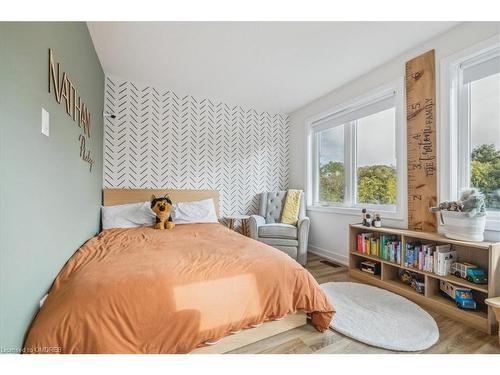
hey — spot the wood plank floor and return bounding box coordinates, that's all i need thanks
[228,253,500,354]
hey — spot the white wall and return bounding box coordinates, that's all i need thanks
[289,22,500,264]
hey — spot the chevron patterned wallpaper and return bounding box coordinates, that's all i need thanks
[103,76,290,218]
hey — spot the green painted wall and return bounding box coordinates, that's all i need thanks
[0,22,104,351]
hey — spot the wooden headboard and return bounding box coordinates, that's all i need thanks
[102,189,220,216]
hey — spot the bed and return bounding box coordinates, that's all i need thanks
[24,189,334,354]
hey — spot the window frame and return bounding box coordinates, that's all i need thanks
[441,35,500,232]
[305,78,406,220]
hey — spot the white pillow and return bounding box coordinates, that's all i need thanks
[102,201,156,229]
[172,199,219,224]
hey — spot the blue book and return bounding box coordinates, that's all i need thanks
[407,244,414,268]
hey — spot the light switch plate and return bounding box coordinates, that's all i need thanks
[41,107,49,136]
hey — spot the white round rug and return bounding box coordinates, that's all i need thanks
[321,282,439,351]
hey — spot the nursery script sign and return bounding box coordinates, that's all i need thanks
[405,49,437,232]
[48,49,94,172]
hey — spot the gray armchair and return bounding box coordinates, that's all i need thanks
[248,191,309,265]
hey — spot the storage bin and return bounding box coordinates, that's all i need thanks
[439,211,486,242]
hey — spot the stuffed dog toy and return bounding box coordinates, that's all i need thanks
[151,194,175,230]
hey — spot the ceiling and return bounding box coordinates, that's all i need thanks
[87,22,459,114]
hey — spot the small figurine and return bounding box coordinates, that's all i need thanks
[372,213,382,228]
[361,208,371,227]
[440,280,476,310]
[450,262,488,284]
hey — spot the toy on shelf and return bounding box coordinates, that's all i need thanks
[398,269,425,295]
[450,262,488,284]
[372,213,382,228]
[360,260,380,275]
[439,280,476,310]
[361,208,371,227]
[399,270,411,284]
[411,279,425,295]
[430,188,486,217]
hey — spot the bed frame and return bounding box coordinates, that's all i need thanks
[102,188,308,353]
[102,188,221,216]
[191,312,306,354]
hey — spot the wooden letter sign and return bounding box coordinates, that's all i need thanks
[405,50,437,232]
[48,48,94,172]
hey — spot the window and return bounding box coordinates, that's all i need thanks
[318,125,345,204]
[307,80,404,218]
[442,36,500,231]
[356,108,397,207]
[468,72,500,212]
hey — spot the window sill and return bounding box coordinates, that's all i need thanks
[307,205,405,221]
[485,216,500,232]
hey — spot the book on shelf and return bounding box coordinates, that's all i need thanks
[434,244,456,276]
[356,233,401,263]
[404,241,456,276]
[379,234,400,264]
[405,242,433,271]
[357,233,372,255]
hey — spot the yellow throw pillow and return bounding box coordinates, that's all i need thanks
[281,189,302,225]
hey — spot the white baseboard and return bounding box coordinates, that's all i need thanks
[308,245,349,266]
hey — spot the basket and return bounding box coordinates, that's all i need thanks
[439,211,486,242]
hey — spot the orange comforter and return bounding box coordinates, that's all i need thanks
[24,223,334,353]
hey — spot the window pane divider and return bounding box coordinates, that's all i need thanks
[347,120,357,207]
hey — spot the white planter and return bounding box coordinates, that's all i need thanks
[439,211,486,242]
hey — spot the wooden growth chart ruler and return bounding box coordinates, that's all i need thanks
[405,50,438,232]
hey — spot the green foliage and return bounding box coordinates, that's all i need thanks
[319,161,396,205]
[357,165,397,205]
[471,144,499,163]
[319,161,345,203]
[318,143,500,209]
[471,144,500,210]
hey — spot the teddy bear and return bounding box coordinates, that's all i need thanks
[460,188,486,217]
[430,188,486,218]
[150,194,175,230]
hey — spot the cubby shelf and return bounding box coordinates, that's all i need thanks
[384,278,422,296]
[350,268,381,281]
[348,224,500,335]
[351,251,489,294]
[350,251,400,267]
[401,265,489,294]
[427,294,488,320]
